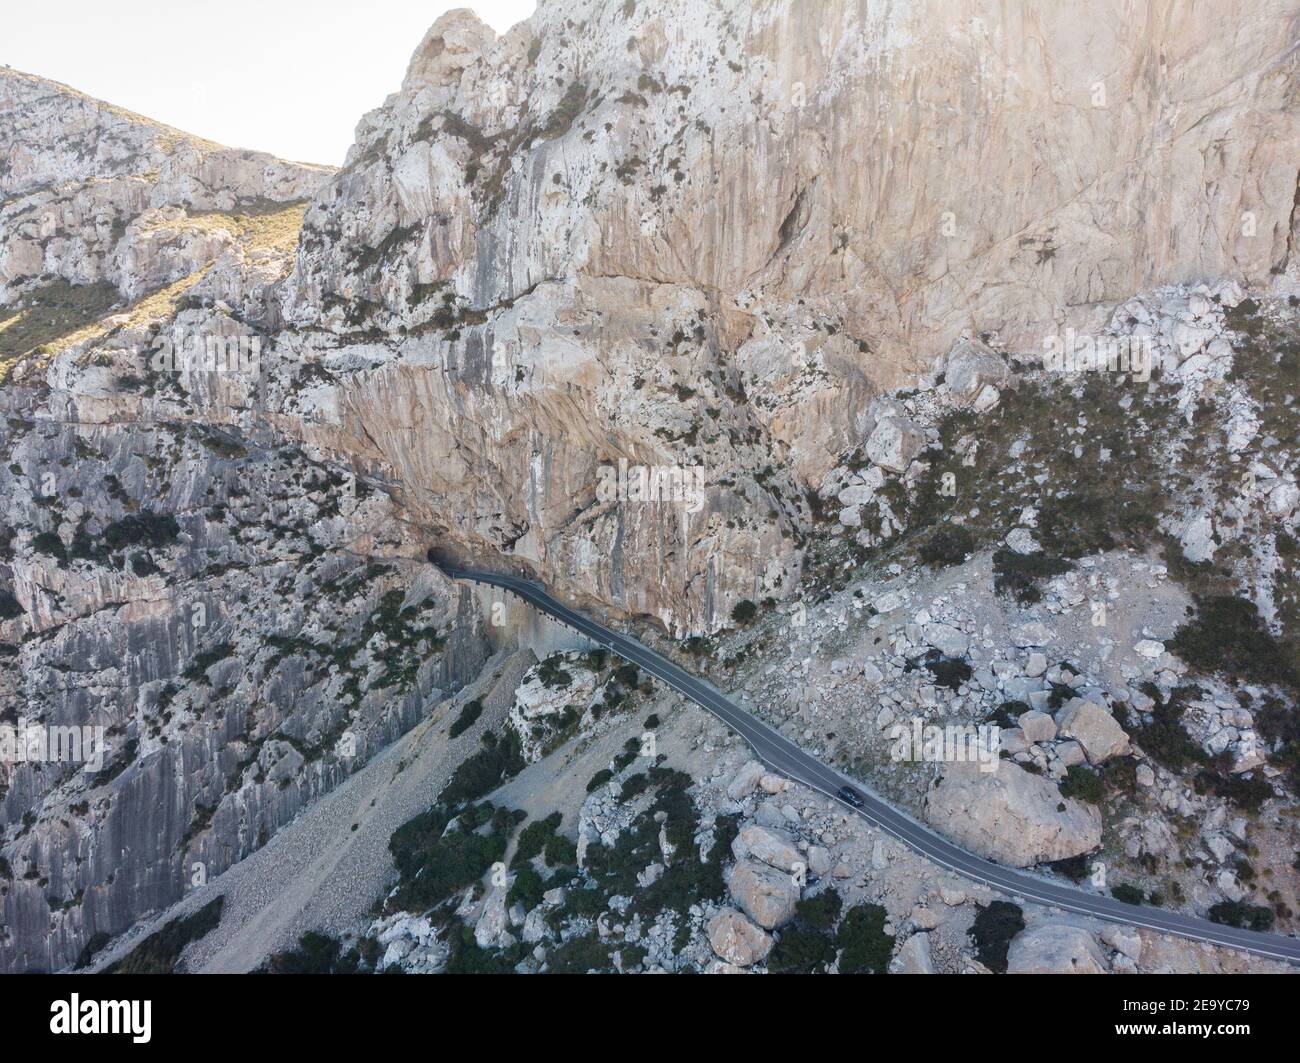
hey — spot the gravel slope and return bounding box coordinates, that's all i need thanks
[89,650,536,974]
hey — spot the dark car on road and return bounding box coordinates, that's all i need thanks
[837,785,865,809]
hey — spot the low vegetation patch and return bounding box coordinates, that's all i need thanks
[103,896,223,973]
[1170,595,1297,691]
[968,900,1024,973]
[918,525,974,569]
[1207,900,1275,932]
[837,903,894,974]
[992,549,1072,604]
[263,930,379,974]
[448,698,483,739]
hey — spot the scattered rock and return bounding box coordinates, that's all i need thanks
[923,622,969,658]
[1101,925,1143,963]
[945,337,1012,408]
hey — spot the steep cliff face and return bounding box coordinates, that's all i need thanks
[0,71,483,973]
[2,0,1299,972]
[268,0,1300,631]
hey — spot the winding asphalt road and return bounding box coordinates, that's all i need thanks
[435,559,1300,965]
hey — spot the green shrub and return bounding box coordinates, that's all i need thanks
[182,642,235,682]
[918,525,975,569]
[1058,765,1104,805]
[1207,900,1275,932]
[73,931,111,970]
[1256,694,1300,790]
[0,589,22,619]
[514,812,561,863]
[730,600,757,625]
[442,923,521,974]
[1044,853,1091,882]
[1171,596,1297,690]
[449,699,483,739]
[544,833,577,867]
[968,901,1023,974]
[992,549,1072,604]
[1129,685,1208,771]
[767,926,836,973]
[542,82,588,140]
[989,701,1030,728]
[264,930,362,974]
[439,730,525,808]
[30,531,66,561]
[104,896,223,973]
[388,804,514,911]
[908,648,971,691]
[537,655,574,689]
[102,511,180,552]
[620,772,651,799]
[837,904,894,974]
[545,931,613,974]
[1195,760,1274,811]
[586,767,614,792]
[795,890,843,931]
[508,864,545,910]
[1111,884,1146,906]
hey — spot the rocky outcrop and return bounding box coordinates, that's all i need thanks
[864,411,926,474]
[507,651,602,761]
[924,760,1101,867]
[942,337,1012,411]
[726,760,766,801]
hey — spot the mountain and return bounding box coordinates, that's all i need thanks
[0,0,1298,974]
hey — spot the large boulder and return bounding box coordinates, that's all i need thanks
[474,884,514,950]
[1055,699,1130,763]
[732,824,804,873]
[864,414,925,474]
[728,859,800,929]
[706,909,773,967]
[1101,925,1144,964]
[944,337,1012,408]
[726,760,766,800]
[923,760,1101,867]
[1006,924,1108,974]
[923,622,969,658]
[890,932,936,974]
[1018,709,1057,744]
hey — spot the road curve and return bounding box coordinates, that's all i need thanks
[435,560,1300,966]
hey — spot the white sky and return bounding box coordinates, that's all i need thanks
[2,1,538,166]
